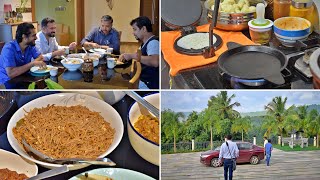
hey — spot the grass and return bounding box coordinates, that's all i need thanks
[273,145,320,151]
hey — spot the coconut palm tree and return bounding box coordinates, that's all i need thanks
[306,109,320,147]
[161,109,184,152]
[208,91,241,120]
[264,96,295,145]
[203,107,220,149]
[231,116,252,142]
[207,91,241,141]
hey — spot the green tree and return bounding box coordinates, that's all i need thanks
[203,107,220,149]
[263,96,295,145]
[161,109,184,152]
[231,116,252,142]
[306,109,320,147]
[207,91,241,140]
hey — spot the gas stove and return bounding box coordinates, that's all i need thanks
[173,32,320,89]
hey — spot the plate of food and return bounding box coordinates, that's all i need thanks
[7,93,124,170]
[69,168,155,180]
[89,48,106,54]
[0,149,38,179]
[30,65,55,74]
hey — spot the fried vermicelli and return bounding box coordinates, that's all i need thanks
[13,105,115,159]
[134,115,159,144]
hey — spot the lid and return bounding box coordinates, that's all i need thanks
[161,0,202,27]
[292,0,313,8]
[248,19,273,29]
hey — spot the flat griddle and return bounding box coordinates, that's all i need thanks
[174,32,222,55]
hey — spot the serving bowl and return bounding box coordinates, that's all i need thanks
[61,58,84,71]
[205,0,267,31]
[273,17,311,47]
[0,149,38,178]
[7,93,124,170]
[128,93,159,166]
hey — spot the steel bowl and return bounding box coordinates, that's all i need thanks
[205,0,267,31]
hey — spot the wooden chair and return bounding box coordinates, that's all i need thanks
[129,49,142,89]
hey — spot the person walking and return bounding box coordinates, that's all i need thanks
[265,139,273,166]
[218,135,239,180]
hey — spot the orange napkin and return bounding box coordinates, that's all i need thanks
[161,24,256,76]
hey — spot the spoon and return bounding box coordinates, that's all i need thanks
[82,47,89,54]
[22,138,116,166]
[124,91,159,118]
[61,55,69,62]
[27,165,69,180]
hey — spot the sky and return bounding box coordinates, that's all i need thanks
[161,91,320,113]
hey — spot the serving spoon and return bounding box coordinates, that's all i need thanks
[22,138,116,166]
[123,91,159,119]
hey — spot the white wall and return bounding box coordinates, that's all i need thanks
[0,0,32,22]
[84,0,140,42]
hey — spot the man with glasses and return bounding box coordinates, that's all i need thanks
[81,15,120,54]
[36,17,77,61]
[0,22,46,86]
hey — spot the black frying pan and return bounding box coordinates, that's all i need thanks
[218,42,288,85]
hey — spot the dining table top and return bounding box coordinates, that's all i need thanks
[0,91,159,180]
[4,54,134,89]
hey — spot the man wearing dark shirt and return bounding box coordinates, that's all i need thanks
[81,15,120,54]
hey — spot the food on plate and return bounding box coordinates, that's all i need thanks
[13,105,115,159]
[0,168,28,180]
[65,59,82,64]
[274,17,310,30]
[76,173,113,180]
[209,0,256,13]
[134,114,159,144]
[177,33,217,50]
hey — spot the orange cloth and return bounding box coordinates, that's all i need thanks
[161,24,255,76]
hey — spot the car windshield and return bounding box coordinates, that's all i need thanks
[214,146,221,151]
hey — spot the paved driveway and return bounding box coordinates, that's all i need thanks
[161,149,320,180]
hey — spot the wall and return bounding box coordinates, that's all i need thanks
[0,0,32,22]
[84,0,140,42]
[34,0,75,43]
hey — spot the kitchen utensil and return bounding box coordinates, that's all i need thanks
[124,91,159,119]
[218,42,287,85]
[27,166,68,180]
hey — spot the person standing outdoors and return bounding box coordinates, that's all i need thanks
[218,135,239,180]
[265,139,273,166]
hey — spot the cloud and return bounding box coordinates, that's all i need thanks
[299,92,314,101]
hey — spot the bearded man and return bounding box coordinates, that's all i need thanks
[36,17,77,61]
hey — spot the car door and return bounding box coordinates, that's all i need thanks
[238,143,253,163]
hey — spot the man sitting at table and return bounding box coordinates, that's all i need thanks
[81,15,120,54]
[119,16,159,89]
[0,22,46,86]
[36,17,77,61]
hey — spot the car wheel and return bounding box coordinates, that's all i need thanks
[250,156,260,165]
[211,158,220,168]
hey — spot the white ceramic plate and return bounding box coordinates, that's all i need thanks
[89,48,106,53]
[69,168,155,180]
[7,93,124,170]
[30,65,55,74]
[0,149,38,178]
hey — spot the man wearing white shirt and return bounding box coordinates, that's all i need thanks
[218,135,239,180]
[35,17,77,61]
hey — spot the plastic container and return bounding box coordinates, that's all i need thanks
[274,0,291,20]
[289,0,314,27]
[248,19,273,45]
[248,3,274,45]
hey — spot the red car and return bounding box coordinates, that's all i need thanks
[200,142,264,167]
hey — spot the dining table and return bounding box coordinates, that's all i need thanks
[4,53,134,89]
[0,91,159,179]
